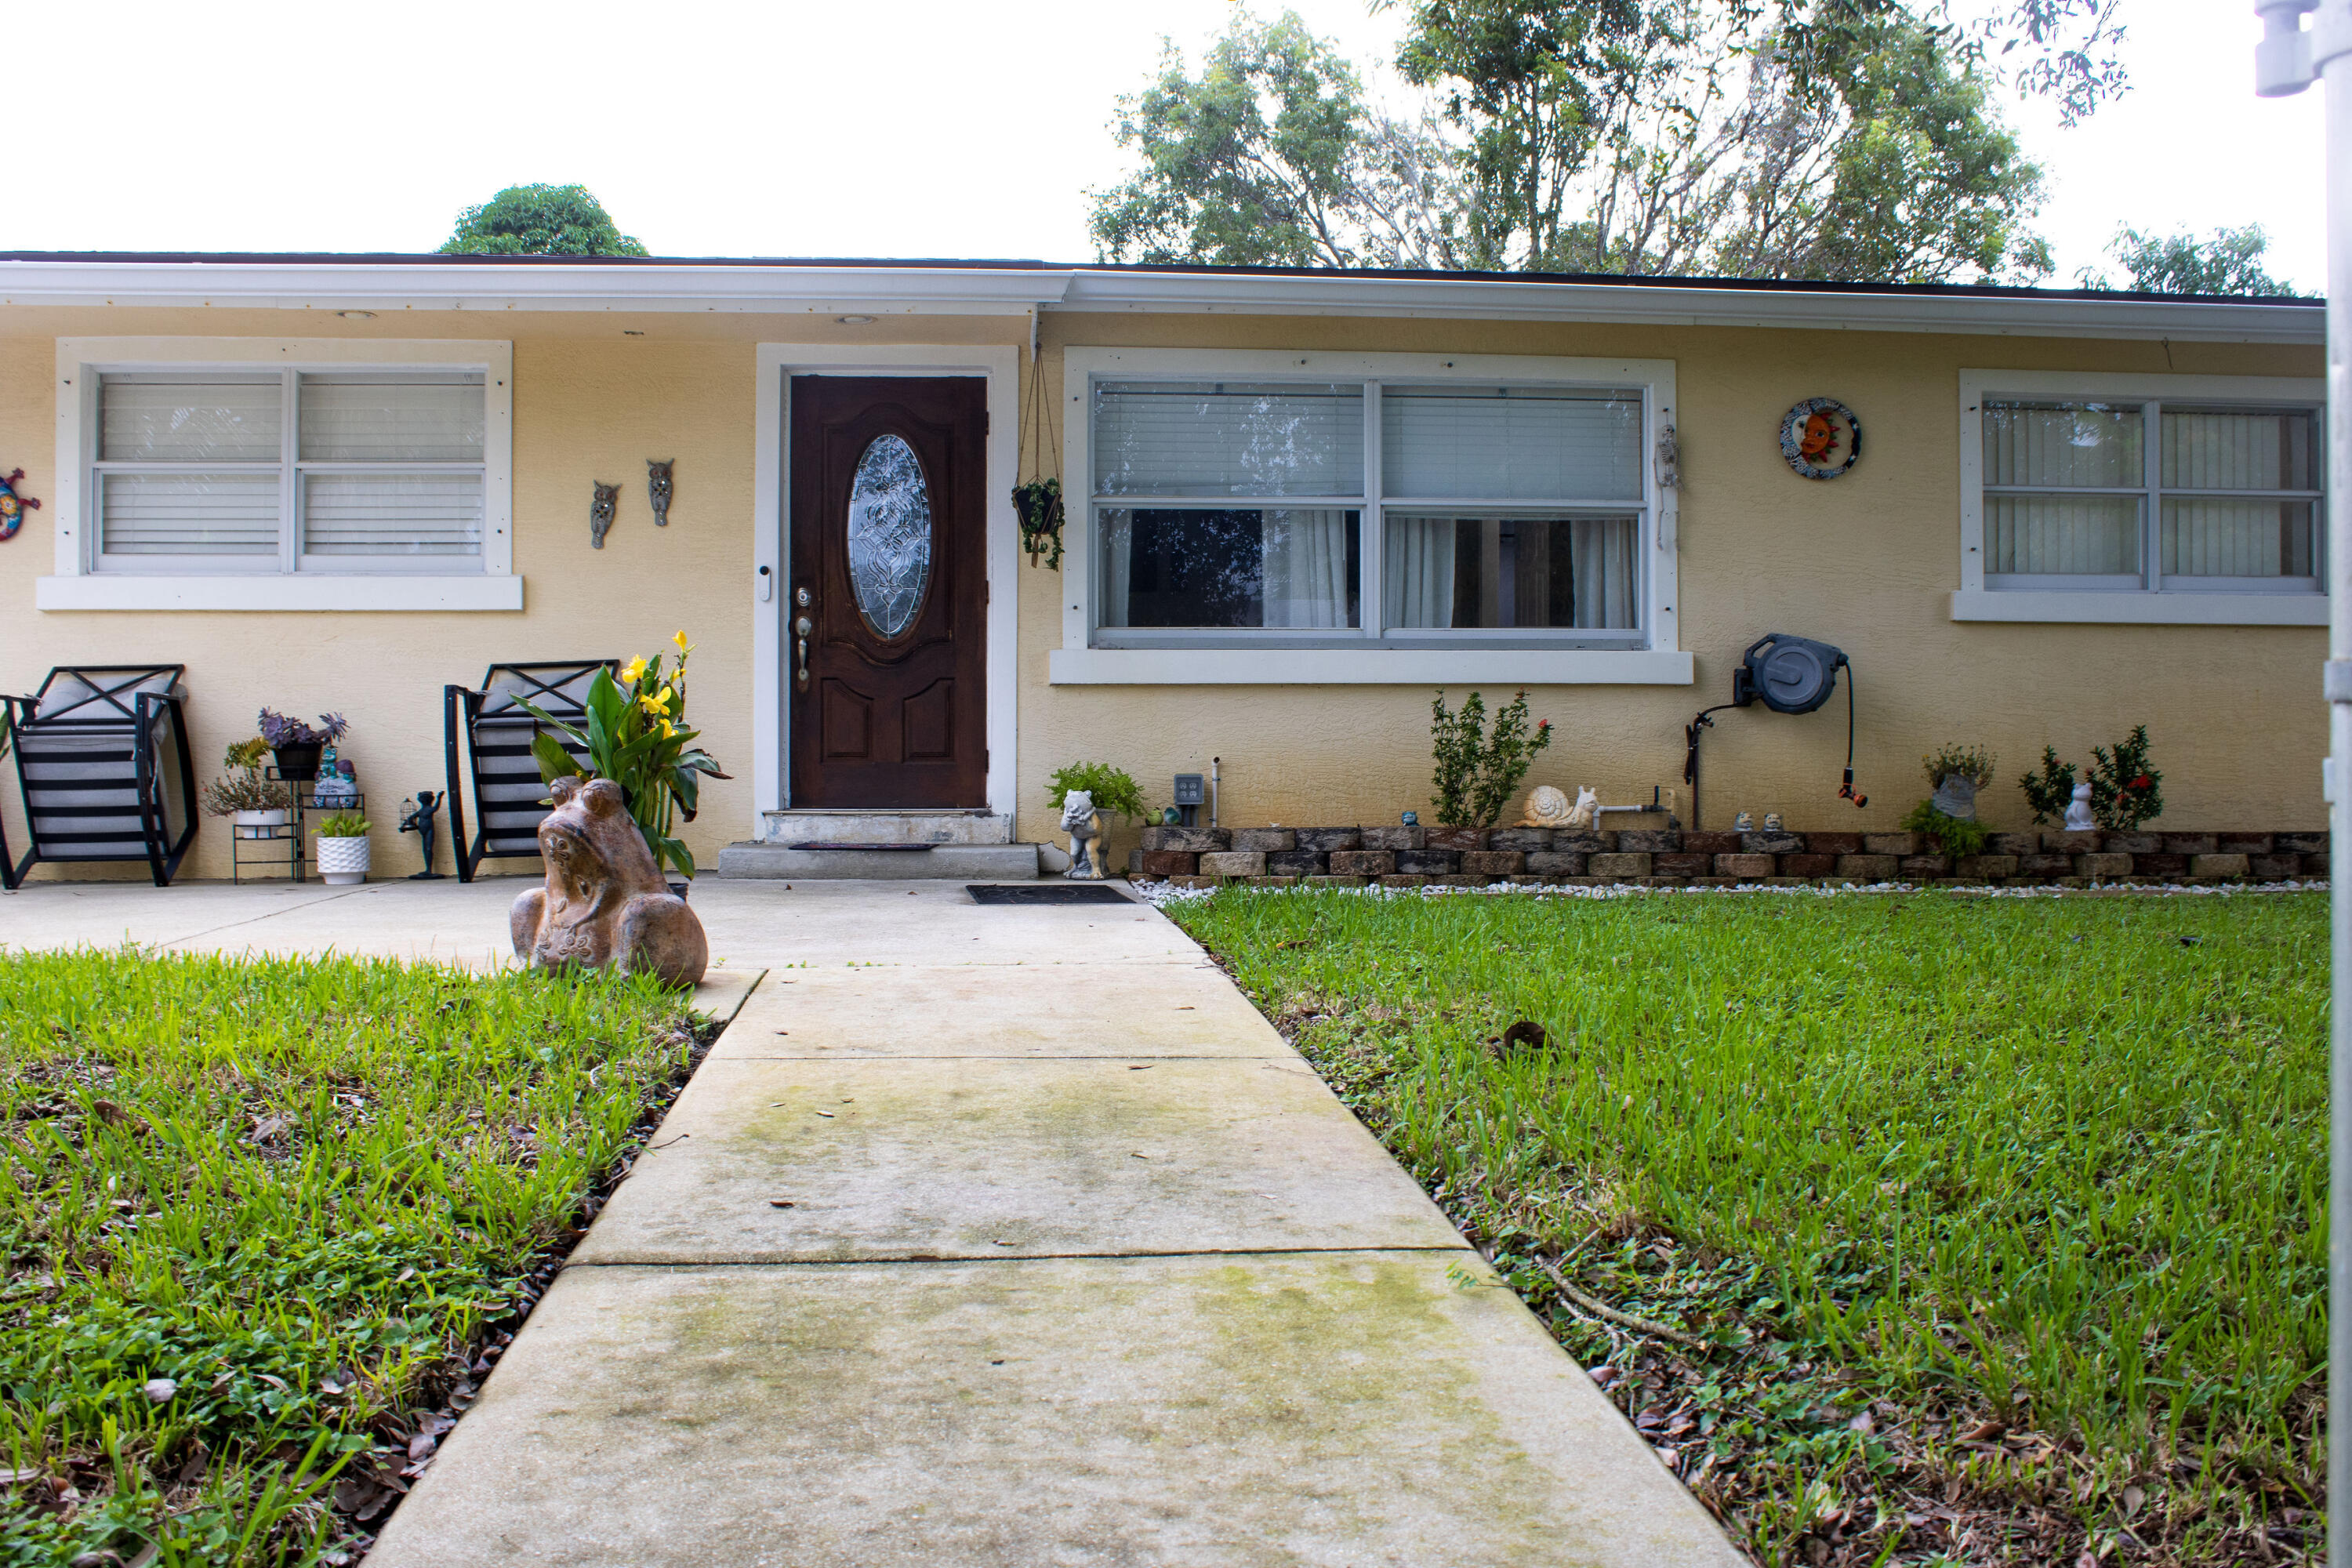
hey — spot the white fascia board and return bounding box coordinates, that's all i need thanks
[1049,648,1696,686]
[1949,588,2328,626]
[1055,271,2325,345]
[37,575,525,612]
[0,260,1074,317]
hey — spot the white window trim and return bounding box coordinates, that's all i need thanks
[40,337,518,612]
[1053,346,1691,685]
[1954,367,2327,626]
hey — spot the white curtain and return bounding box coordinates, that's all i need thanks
[1098,509,1132,628]
[1382,515,1457,628]
[2161,410,2316,578]
[1260,509,1352,627]
[1570,517,1637,628]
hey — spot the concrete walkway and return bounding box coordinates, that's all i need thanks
[0,877,1741,1566]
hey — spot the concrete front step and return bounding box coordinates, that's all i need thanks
[757,810,1014,846]
[716,841,1040,880]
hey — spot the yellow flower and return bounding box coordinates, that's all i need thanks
[672,630,692,652]
[640,687,674,717]
[621,655,650,685]
[659,717,676,739]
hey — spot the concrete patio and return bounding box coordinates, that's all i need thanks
[0,875,1742,1566]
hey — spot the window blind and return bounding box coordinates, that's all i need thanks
[100,380,281,462]
[1986,495,2141,575]
[98,473,281,557]
[1381,387,1642,501]
[302,474,485,557]
[1093,382,1364,497]
[299,379,485,462]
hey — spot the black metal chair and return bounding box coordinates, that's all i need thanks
[3,666,198,890]
[444,661,613,882]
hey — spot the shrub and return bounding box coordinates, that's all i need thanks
[1431,690,1554,828]
[2018,746,2078,827]
[314,813,371,838]
[1046,762,1146,819]
[2087,724,2164,831]
[1920,742,1995,789]
[1900,800,1993,859]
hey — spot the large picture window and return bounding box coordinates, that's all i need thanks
[92,370,488,574]
[1087,374,1653,648]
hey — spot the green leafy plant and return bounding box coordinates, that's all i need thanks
[2087,724,2164,831]
[1430,689,1553,828]
[515,633,729,880]
[1900,800,1992,859]
[1920,742,1997,790]
[200,739,293,817]
[2018,746,2078,826]
[1046,761,1146,819]
[314,813,371,838]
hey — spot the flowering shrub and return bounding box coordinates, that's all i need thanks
[1430,689,1554,829]
[2086,724,2164,832]
[514,632,728,879]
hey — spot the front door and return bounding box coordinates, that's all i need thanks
[788,376,988,808]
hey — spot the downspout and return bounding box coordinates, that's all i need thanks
[2255,9,2351,1562]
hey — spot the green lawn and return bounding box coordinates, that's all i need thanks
[0,949,702,1567]
[1163,888,2326,1567]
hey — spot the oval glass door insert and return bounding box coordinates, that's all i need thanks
[844,434,933,640]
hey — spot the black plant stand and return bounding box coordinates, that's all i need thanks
[228,771,363,884]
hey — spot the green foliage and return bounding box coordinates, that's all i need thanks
[2087,723,2164,831]
[313,813,370,838]
[0,949,697,1566]
[2018,745,2078,826]
[200,739,292,817]
[1045,762,1147,820]
[1900,798,1991,858]
[1919,741,1995,789]
[1429,688,1552,828]
[437,184,650,257]
[1166,891,2325,1563]
[515,637,728,880]
[2081,223,2303,297]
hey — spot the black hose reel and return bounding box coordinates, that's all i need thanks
[1683,633,1867,832]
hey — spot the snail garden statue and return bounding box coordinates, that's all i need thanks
[510,776,706,988]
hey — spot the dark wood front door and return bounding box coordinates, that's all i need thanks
[789,376,987,808]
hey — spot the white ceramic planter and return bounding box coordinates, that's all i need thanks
[315,834,371,885]
[234,808,291,840]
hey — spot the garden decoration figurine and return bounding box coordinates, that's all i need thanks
[590,481,619,549]
[1061,789,1105,880]
[511,776,708,988]
[1517,784,1573,828]
[1734,811,1755,832]
[1763,812,1784,832]
[1929,772,1977,820]
[312,759,359,810]
[398,791,448,878]
[648,459,675,527]
[2063,782,2096,832]
[1564,786,1599,829]
[0,468,41,542]
[1400,811,1418,826]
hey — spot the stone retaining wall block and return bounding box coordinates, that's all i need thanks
[1589,851,1653,878]
[1246,875,1298,887]
[2309,854,2336,876]
[1987,833,2037,857]
[1955,854,2020,880]
[1805,831,1866,855]
[1864,833,1922,856]
[1714,853,1775,879]
[2075,852,2133,879]
[1359,825,1425,851]
[2189,853,2250,879]
[1380,873,1430,887]
[2161,833,2219,855]
[1550,830,1615,855]
[1614,829,1679,853]
[1296,828,1362,851]
[2278,832,2331,855]
[1680,831,1745,855]
[1396,848,1460,875]
[2039,830,2101,854]
[1329,850,1396,877]
[1778,853,1838,878]
[2104,833,2162,854]
[1307,874,1367,887]
[1486,828,1554,852]
[1265,851,1327,877]
[1141,826,1232,854]
[2249,855,2302,880]
[1425,827,1486,851]
[1198,851,1267,880]
[2016,854,2075,878]
[1898,855,1951,878]
[2217,833,2273,854]
[1525,851,1588,876]
[1139,850,1200,876]
[1169,875,1218,890]
[1232,829,1296,853]
[1461,850,1526,877]
[1741,832,1803,855]
[2132,853,2189,877]
[1837,854,1900,880]
[1653,853,1711,877]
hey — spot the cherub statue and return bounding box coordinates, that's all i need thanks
[2063,781,2095,832]
[1061,789,1105,880]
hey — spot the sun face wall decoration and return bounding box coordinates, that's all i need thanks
[1778,398,1862,480]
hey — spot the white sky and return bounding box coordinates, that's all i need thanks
[5,0,2326,292]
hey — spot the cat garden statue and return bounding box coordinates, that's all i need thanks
[2063,781,2096,832]
[510,776,707,988]
[1062,789,1105,880]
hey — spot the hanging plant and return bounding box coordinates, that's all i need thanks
[1011,345,1065,570]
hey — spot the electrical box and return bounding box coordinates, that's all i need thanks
[1172,773,1204,827]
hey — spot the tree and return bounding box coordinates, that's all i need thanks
[2078,223,2300,297]
[439,184,649,257]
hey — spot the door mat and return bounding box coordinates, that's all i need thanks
[787,842,935,851]
[967,884,1136,906]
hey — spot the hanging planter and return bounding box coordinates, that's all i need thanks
[1011,345,1065,570]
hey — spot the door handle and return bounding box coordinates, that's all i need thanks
[794,602,813,691]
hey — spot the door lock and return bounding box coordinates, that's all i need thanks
[794,601,813,691]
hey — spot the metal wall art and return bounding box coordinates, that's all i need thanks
[648,459,676,526]
[1779,398,1861,480]
[590,482,619,549]
[0,468,42,542]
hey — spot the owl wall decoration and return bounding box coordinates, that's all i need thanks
[0,469,42,543]
[648,459,676,527]
[590,482,620,549]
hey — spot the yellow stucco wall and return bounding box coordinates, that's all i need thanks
[0,300,2323,884]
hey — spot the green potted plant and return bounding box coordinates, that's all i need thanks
[515,631,728,884]
[1902,743,1995,859]
[201,739,294,838]
[256,709,347,783]
[313,812,372,885]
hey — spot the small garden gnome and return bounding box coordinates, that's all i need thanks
[1062,789,1105,880]
[2063,781,2096,832]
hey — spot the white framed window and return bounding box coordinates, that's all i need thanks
[1056,347,1689,685]
[42,339,518,612]
[1955,368,2326,626]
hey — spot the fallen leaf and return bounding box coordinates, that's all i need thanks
[768,1199,796,1208]
[1960,1418,2007,1443]
[815,1111,835,1118]
[2123,1483,2144,1516]
[408,1432,437,1461]
[1128,1065,1153,1071]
